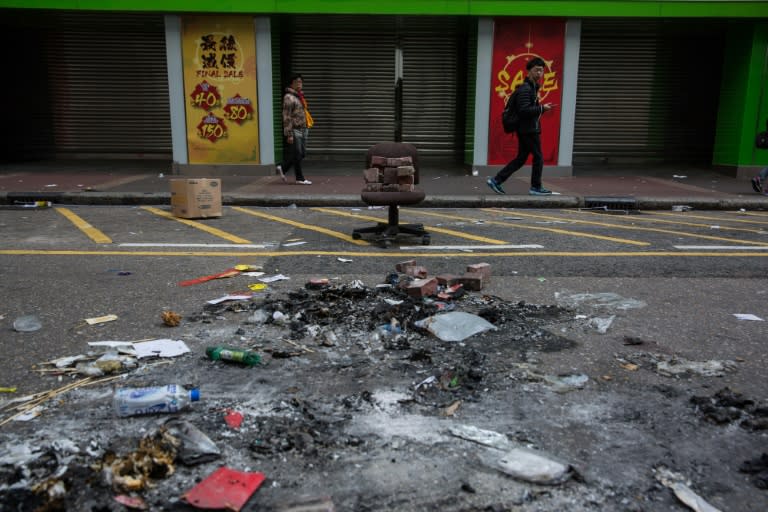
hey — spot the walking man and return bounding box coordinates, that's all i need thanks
[487,57,555,195]
[276,73,311,185]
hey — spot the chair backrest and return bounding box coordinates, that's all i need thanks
[365,142,420,185]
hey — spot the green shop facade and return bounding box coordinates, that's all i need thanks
[1,0,767,178]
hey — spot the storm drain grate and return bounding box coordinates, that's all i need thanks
[582,196,639,214]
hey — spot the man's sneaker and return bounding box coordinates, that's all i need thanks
[276,165,286,182]
[297,179,312,185]
[529,186,552,195]
[751,176,762,193]
[486,177,505,195]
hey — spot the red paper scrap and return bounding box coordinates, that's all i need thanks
[224,409,244,429]
[179,269,240,287]
[114,494,148,510]
[183,467,265,511]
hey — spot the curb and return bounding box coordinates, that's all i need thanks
[1,191,767,210]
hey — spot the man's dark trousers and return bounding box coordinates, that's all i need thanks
[495,132,544,189]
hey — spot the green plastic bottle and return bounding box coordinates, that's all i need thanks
[205,346,261,366]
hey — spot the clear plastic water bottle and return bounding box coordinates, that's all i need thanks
[113,384,200,417]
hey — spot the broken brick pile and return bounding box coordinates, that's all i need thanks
[363,155,416,192]
[395,260,491,298]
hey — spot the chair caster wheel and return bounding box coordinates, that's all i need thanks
[352,232,361,240]
[422,235,430,245]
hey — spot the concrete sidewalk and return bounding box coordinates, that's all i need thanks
[1,161,767,210]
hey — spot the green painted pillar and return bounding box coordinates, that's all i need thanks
[713,21,768,176]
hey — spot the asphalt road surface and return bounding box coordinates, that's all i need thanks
[1,205,767,511]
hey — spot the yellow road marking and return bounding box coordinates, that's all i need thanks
[313,207,509,244]
[487,209,768,246]
[232,206,369,246]
[572,209,768,234]
[1,249,767,258]
[55,208,112,244]
[142,206,252,244]
[651,211,768,225]
[411,208,648,246]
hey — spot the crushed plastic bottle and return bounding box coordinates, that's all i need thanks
[13,315,42,332]
[113,384,199,417]
[205,346,261,366]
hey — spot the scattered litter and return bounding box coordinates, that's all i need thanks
[13,314,42,332]
[179,268,240,287]
[541,373,589,393]
[494,447,575,485]
[164,418,221,465]
[241,271,265,277]
[113,384,199,417]
[13,406,43,422]
[0,387,17,393]
[259,274,290,283]
[654,466,721,512]
[182,467,265,511]
[207,293,253,304]
[448,424,511,451]
[690,387,768,431]
[113,494,148,510]
[415,375,437,391]
[276,496,335,512]
[672,205,693,211]
[620,353,737,378]
[161,310,182,327]
[282,241,307,247]
[337,257,353,262]
[442,400,462,416]
[85,314,118,325]
[672,175,688,179]
[733,313,764,321]
[234,264,263,272]
[589,315,615,333]
[415,311,497,342]
[224,410,244,429]
[133,339,191,359]
[555,291,646,311]
[206,345,261,366]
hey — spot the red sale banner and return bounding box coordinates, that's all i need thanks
[488,18,565,165]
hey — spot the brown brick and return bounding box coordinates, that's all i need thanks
[458,274,483,291]
[404,265,428,278]
[435,274,460,286]
[466,262,491,282]
[396,260,417,272]
[386,156,412,167]
[363,182,383,192]
[371,155,388,167]
[397,174,415,185]
[405,277,438,297]
[382,167,399,184]
[397,165,415,176]
[382,184,400,192]
[398,184,414,192]
[363,167,382,183]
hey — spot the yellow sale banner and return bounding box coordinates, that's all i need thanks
[182,16,260,164]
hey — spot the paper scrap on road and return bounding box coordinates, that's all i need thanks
[133,339,190,358]
[733,313,764,321]
[259,274,290,283]
[207,294,253,304]
[85,314,118,325]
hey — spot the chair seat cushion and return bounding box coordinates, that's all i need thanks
[361,189,425,206]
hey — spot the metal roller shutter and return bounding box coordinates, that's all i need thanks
[574,19,724,166]
[48,12,171,157]
[401,17,463,160]
[289,15,397,160]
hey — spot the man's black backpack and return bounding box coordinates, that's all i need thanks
[756,119,768,149]
[502,88,520,134]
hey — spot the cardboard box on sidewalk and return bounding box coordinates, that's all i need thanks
[170,178,222,219]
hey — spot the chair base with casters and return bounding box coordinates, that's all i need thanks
[352,191,430,248]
